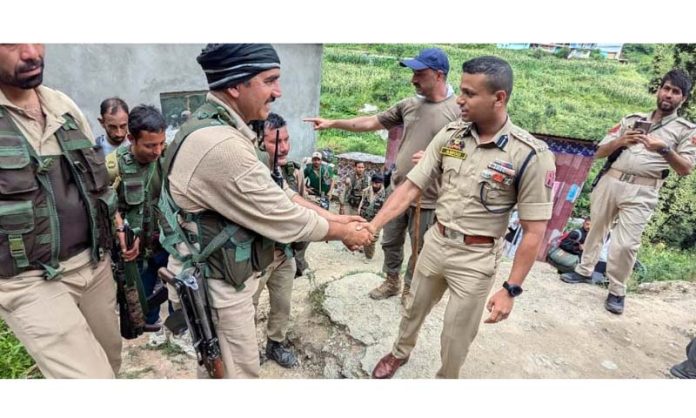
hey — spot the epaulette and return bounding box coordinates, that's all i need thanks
[675,117,696,129]
[445,120,471,131]
[510,126,548,153]
[624,113,647,121]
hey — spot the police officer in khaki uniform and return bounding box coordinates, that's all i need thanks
[340,161,369,216]
[161,44,373,379]
[305,47,460,304]
[0,44,121,378]
[252,112,303,368]
[561,69,696,315]
[369,56,556,379]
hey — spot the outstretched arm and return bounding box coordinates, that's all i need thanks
[304,115,384,132]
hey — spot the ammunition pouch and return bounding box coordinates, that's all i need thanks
[196,212,274,289]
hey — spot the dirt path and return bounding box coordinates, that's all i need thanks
[119,233,696,379]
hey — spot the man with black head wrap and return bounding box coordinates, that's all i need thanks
[159,44,373,378]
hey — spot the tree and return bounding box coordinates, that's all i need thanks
[673,44,696,120]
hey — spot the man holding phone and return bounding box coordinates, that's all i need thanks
[561,69,696,315]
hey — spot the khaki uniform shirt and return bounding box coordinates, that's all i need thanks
[0,86,96,277]
[377,95,460,209]
[407,117,556,238]
[600,111,696,178]
[168,93,329,246]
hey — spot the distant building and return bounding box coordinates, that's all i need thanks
[497,43,623,59]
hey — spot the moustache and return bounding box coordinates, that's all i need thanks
[17,58,44,74]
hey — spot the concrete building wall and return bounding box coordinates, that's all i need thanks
[42,44,322,161]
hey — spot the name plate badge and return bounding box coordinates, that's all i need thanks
[440,147,467,160]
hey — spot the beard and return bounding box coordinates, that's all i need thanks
[657,97,677,113]
[0,58,44,89]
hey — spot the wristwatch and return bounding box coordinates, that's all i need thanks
[657,146,671,156]
[503,281,523,297]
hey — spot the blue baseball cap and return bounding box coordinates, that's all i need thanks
[399,48,449,74]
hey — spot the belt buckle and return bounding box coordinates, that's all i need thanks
[619,172,633,183]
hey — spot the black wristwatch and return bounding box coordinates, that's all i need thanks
[657,146,671,156]
[503,281,523,297]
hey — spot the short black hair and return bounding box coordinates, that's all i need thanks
[461,56,513,102]
[264,112,286,131]
[128,105,166,140]
[100,97,129,117]
[354,161,365,167]
[661,69,693,99]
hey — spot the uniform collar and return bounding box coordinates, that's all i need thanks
[206,92,257,142]
[0,85,74,125]
[649,109,679,128]
[470,116,513,151]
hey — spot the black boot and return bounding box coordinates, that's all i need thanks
[604,293,625,315]
[670,338,696,379]
[560,271,592,284]
[265,339,298,368]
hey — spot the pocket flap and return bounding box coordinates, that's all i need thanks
[123,179,145,205]
[0,200,35,234]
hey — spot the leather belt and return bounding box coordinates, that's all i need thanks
[436,222,494,245]
[606,168,664,188]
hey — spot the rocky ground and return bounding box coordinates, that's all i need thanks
[120,233,696,379]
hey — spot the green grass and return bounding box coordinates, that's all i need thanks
[145,339,187,357]
[0,320,41,379]
[308,282,329,316]
[631,244,696,286]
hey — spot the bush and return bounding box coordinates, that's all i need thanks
[554,47,571,59]
[0,320,40,378]
[631,243,696,285]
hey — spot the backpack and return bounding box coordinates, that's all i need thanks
[546,229,582,273]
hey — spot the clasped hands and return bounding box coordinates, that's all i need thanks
[331,213,376,251]
[622,130,667,152]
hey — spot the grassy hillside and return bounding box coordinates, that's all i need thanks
[316,43,656,153]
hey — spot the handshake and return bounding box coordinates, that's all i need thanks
[330,213,376,251]
[342,221,376,251]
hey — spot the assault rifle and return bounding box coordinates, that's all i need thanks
[113,222,146,339]
[590,146,626,192]
[158,267,225,378]
[271,129,284,188]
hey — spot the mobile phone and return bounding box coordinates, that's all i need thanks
[632,120,652,134]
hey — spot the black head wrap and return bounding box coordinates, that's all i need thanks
[197,43,281,90]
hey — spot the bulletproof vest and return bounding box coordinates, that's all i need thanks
[114,146,161,256]
[157,100,274,290]
[282,161,300,193]
[347,173,369,207]
[360,188,386,221]
[0,107,117,279]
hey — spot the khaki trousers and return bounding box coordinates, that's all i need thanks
[0,257,121,378]
[575,175,659,297]
[381,206,436,285]
[201,277,260,379]
[392,225,500,378]
[252,249,296,342]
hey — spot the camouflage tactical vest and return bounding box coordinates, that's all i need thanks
[360,188,386,221]
[347,173,369,208]
[114,146,161,256]
[157,101,274,290]
[282,161,300,193]
[0,107,117,279]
